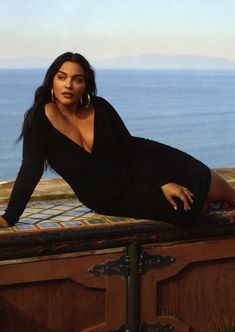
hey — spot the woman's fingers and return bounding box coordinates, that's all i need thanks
[167,197,178,210]
[161,183,194,211]
[182,186,194,203]
[180,187,194,210]
[177,189,191,211]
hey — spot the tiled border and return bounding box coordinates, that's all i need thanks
[0,198,147,234]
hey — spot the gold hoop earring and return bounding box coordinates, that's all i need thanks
[86,93,91,109]
[51,88,54,102]
[80,93,91,109]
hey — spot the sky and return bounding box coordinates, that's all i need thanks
[1,0,235,62]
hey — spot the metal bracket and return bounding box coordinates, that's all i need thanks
[89,251,175,277]
[141,321,175,332]
[89,254,130,277]
[139,252,176,274]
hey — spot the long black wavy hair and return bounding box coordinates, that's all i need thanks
[18,52,97,141]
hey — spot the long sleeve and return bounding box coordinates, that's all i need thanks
[2,112,46,225]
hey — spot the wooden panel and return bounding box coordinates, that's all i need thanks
[0,298,52,332]
[157,258,235,331]
[0,250,127,332]
[0,279,105,332]
[140,238,235,332]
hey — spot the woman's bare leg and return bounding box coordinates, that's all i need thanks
[202,169,235,211]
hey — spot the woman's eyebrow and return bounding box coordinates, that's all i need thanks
[57,70,85,77]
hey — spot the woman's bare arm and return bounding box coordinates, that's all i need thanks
[0,216,9,228]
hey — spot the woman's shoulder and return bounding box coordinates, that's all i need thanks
[27,104,47,130]
[44,102,57,122]
[93,96,112,107]
[93,96,117,113]
[21,104,46,140]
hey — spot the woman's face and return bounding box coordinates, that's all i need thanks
[52,61,86,108]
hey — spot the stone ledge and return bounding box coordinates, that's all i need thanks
[0,178,75,203]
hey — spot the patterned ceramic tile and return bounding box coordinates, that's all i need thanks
[77,212,96,218]
[0,208,7,214]
[30,213,51,220]
[87,219,107,225]
[13,224,37,231]
[21,212,33,218]
[72,206,92,213]
[65,211,88,218]
[19,218,41,224]
[49,205,75,211]
[52,199,80,206]
[50,215,74,222]
[41,208,66,215]
[24,208,45,214]
[61,221,82,227]
[76,214,104,222]
[37,222,62,229]
[107,216,130,223]
[29,201,56,208]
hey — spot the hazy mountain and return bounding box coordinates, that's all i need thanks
[94,54,235,70]
[0,54,235,69]
[0,57,52,69]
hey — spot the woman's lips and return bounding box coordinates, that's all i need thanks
[62,92,74,98]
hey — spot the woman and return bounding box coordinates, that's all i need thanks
[1,52,235,227]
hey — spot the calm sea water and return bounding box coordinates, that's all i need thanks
[1,69,235,180]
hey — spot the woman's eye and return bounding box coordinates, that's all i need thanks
[75,77,84,83]
[58,75,66,80]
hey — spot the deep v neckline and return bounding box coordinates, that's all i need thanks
[44,104,97,155]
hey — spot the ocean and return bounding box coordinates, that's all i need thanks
[1,69,235,180]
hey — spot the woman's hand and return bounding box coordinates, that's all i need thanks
[161,183,194,211]
[0,217,9,228]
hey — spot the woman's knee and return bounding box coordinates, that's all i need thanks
[205,169,235,202]
[204,169,220,203]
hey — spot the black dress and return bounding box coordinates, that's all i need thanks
[2,96,211,225]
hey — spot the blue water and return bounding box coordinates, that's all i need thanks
[1,69,235,180]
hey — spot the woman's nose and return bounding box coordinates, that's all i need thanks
[65,78,72,89]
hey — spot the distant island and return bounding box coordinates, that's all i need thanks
[94,54,235,70]
[1,54,235,70]
[0,57,52,69]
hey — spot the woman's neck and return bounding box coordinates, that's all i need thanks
[54,101,79,116]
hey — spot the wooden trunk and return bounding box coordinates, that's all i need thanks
[0,207,234,331]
